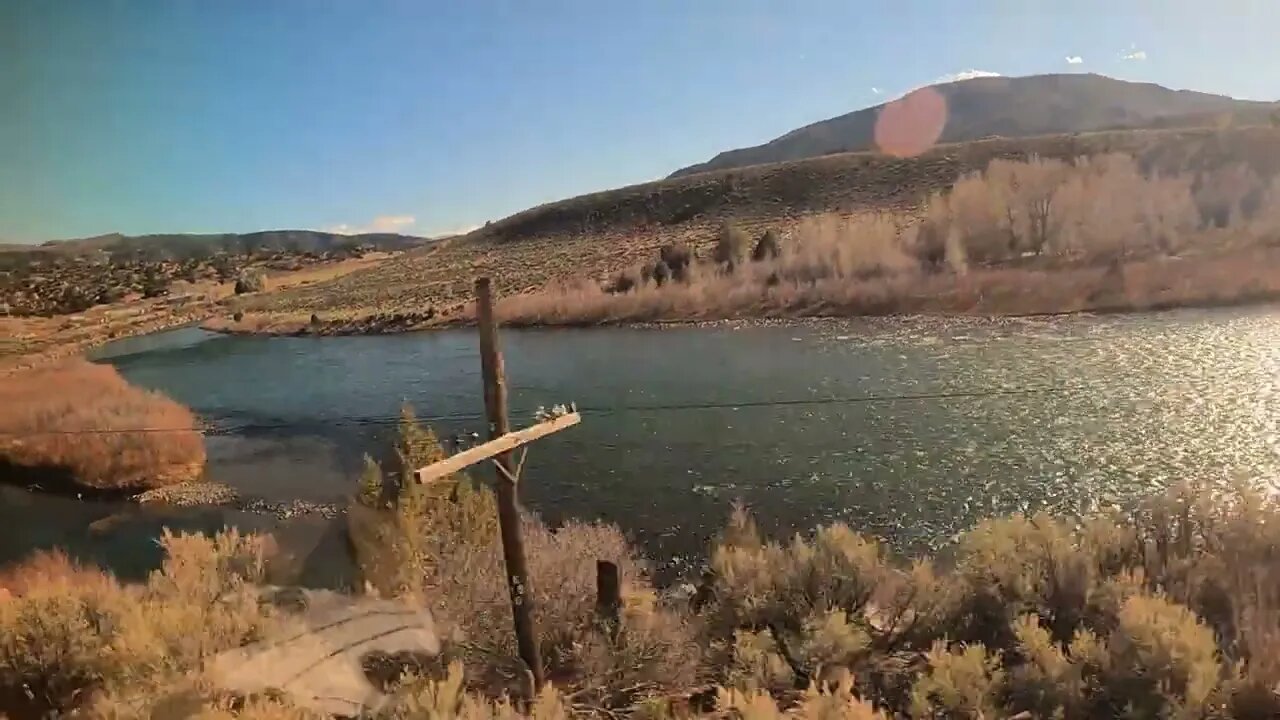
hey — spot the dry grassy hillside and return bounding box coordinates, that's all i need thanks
[232,126,1280,328]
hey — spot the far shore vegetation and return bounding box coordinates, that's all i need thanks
[3,409,1280,718]
[0,252,393,376]
[206,151,1280,337]
[491,153,1280,326]
[0,359,205,493]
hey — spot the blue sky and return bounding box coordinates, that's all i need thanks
[3,1,1278,243]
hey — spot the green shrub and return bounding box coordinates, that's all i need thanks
[357,453,385,508]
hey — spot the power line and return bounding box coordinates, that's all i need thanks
[0,384,1085,438]
[577,385,1085,414]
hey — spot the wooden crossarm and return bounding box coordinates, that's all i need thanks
[412,412,580,484]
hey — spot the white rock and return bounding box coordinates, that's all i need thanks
[208,587,440,716]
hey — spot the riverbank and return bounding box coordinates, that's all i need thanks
[0,254,393,376]
[200,244,1280,337]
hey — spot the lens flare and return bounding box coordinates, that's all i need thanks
[874,87,948,158]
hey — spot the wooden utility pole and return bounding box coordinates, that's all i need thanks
[476,277,545,690]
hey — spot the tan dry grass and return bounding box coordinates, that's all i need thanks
[0,359,205,491]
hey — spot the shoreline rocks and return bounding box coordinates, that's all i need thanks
[132,481,341,519]
[133,480,238,507]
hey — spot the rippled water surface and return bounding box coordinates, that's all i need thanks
[5,307,1279,576]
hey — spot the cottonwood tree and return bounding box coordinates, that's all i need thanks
[987,156,1071,256]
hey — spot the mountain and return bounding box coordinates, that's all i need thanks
[24,230,428,261]
[670,73,1279,177]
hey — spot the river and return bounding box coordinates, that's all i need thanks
[3,307,1278,582]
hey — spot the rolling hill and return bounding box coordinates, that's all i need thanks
[670,73,1279,178]
[6,230,428,261]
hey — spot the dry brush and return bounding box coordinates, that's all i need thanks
[0,359,205,492]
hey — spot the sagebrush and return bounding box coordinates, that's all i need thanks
[6,411,1280,719]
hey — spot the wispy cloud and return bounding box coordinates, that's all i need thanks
[1065,55,1084,65]
[424,224,481,239]
[324,214,418,235]
[935,69,1002,84]
[1120,45,1147,61]
[875,69,1000,103]
[369,215,416,232]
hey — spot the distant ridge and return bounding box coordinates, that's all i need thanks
[670,73,1279,177]
[8,230,428,260]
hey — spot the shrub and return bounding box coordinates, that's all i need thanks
[11,473,1280,717]
[717,682,888,720]
[752,229,782,262]
[1194,163,1260,229]
[1102,593,1220,717]
[96,286,128,305]
[659,243,693,280]
[786,213,919,282]
[0,530,275,717]
[908,642,1004,719]
[908,222,947,272]
[606,272,637,294]
[234,268,267,294]
[141,272,170,298]
[0,359,205,491]
[381,662,569,720]
[700,484,1280,717]
[714,222,751,268]
[348,405,497,599]
[357,453,385,508]
[346,405,701,706]
[704,506,914,699]
[431,516,701,705]
[652,260,671,286]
